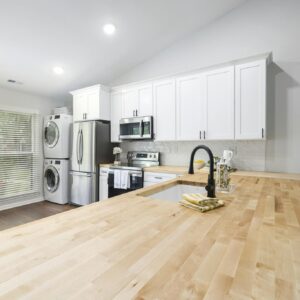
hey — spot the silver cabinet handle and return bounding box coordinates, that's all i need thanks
[154,177,163,180]
[136,109,138,116]
[133,110,135,117]
[262,128,264,138]
[204,130,206,140]
[200,131,202,139]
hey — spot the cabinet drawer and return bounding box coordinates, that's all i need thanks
[144,172,177,183]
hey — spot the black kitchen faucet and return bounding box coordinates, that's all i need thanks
[188,145,216,198]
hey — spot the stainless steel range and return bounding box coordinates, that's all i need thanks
[108,151,160,198]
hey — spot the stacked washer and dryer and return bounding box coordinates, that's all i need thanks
[43,113,72,204]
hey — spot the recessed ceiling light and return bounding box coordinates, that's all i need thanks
[53,66,64,75]
[103,23,116,35]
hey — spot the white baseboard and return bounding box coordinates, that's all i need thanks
[0,197,44,211]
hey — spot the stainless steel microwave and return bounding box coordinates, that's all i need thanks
[119,116,153,140]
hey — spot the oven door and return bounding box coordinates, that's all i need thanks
[108,170,143,197]
[119,116,153,140]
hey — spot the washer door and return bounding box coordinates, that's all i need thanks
[44,121,59,148]
[44,165,60,193]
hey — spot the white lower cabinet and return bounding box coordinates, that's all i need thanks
[235,60,266,140]
[153,79,176,141]
[144,172,177,187]
[99,168,109,201]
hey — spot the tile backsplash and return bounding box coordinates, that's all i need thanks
[120,140,266,171]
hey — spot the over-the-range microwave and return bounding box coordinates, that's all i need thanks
[119,116,153,140]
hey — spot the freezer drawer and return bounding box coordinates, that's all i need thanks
[70,171,97,205]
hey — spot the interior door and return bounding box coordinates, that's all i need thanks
[80,121,95,173]
[71,122,81,171]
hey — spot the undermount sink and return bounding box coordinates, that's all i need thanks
[143,182,206,203]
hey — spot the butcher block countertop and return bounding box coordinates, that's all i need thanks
[100,163,300,180]
[1,172,300,299]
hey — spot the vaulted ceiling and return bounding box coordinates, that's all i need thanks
[0,0,247,100]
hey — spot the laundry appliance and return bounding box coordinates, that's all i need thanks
[44,114,72,159]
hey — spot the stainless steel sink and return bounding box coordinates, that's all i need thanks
[145,183,206,203]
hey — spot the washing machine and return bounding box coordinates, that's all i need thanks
[44,159,69,204]
[44,114,72,159]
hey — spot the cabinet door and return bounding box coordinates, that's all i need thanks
[235,60,266,139]
[153,79,176,141]
[137,84,153,116]
[86,90,100,120]
[110,90,122,142]
[176,74,206,140]
[99,168,109,201]
[73,94,87,121]
[122,88,138,118]
[204,66,234,140]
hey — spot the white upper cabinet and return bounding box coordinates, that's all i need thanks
[122,87,138,118]
[235,60,266,140]
[71,85,110,122]
[110,54,269,142]
[122,84,153,118]
[137,84,153,116]
[110,89,122,142]
[153,79,176,141]
[73,93,87,122]
[176,73,206,140]
[203,66,235,140]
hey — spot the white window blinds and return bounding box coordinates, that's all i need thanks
[0,109,42,207]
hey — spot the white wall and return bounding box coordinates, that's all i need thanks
[0,85,67,207]
[112,0,300,173]
[0,85,65,116]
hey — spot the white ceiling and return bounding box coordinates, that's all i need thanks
[0,0,247,100]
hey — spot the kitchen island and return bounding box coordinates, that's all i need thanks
[0,172,299,299]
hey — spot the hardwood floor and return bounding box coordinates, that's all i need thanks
[0,201,76,231]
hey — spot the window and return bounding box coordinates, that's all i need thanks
[0,109,42,207]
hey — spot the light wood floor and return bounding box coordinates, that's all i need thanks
[0,201,76,231]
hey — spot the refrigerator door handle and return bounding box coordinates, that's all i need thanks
[79,129,84,164]
[69,171,92,177]
[76,129,81,164]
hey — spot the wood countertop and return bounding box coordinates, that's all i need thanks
[1,173,299,299]
[101,164,300,180]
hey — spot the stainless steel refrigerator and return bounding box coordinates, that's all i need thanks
[70,120,113,205]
